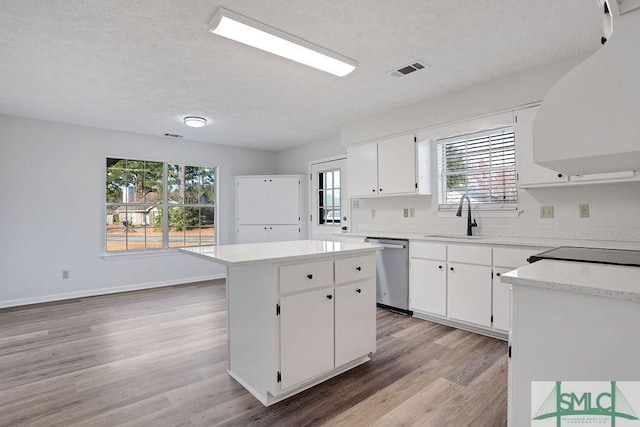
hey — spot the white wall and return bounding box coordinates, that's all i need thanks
[276,136,344,174]
[0,115,277,307]
[338,55,640,241]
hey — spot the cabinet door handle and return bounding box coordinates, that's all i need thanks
[379,188,383,192]
[438,265,443,269]
[307,274,313,279]
[372,189,376,192]
[264,227,267,230]
[356,288,362,293]
[450,267,454,271]
[496,272,501,277]
[356,266,362,271]
[326,294,333,300]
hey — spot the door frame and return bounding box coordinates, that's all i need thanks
[307,155,348,240]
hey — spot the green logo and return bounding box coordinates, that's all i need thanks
[533,381,639,426]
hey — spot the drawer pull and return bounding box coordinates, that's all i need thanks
[327,294,333,300]
[356,266,362,271]
[307,274,313,280]
[496,272,501,277]
[438,265,443,269]
[450,267,454,271]
[356,288,362,293]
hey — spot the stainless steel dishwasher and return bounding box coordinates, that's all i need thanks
[364,237,411,315]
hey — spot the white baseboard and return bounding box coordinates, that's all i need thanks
[0,274,226,309]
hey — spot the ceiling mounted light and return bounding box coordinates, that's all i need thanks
[208,7,357,77]
[184,116,207,128]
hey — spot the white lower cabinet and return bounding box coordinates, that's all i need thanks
[280,288,335,389]
[409,258,447,316]
[492,267,514,332]
[335,280,376,367]
[447,262,492,327]
[237,224,300,244]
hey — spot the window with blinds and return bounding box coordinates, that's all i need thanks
[436,126,517,210]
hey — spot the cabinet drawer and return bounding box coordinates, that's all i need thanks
[335,255,375,285]
[493,246,547,268]
[280,260,334,294]
[410,241,446,260]
[448,244,491,265]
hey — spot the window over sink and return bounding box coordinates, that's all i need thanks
[436,126,517,211]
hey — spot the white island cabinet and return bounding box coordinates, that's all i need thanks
[181,240,380,406]
[502,260,640,427]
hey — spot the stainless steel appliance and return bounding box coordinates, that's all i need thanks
[528,246,640,266]
[364,237,411,315]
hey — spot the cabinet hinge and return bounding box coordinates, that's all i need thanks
[491,271,494,279]
[298,228,301,233]
[508,345,512,358]
[310,173,312,180]
[277,371,281,383]
[310,215,312,221]
[515,115,518,123]
[415,182,418,189]
[276,304,280,316]
[516,173,519,181]
[414,136,417,143]
[491,315,494,323]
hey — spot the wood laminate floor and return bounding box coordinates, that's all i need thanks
[0,280,507,426]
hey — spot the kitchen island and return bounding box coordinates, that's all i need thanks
[501,260,640,426]
[181,240,381,406]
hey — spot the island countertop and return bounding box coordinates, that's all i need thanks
[180,239,382,266]
[501,259,640,302]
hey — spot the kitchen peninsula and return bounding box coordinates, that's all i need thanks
[181,240,381,406]
[501,258,640,426]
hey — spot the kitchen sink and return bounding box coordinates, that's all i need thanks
[423,234,490,240]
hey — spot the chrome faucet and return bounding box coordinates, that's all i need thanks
[456,195,478,236]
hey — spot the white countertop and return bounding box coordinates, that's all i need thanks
[180,240,381,266]
[501,259,640,302]
[337,231,640,250]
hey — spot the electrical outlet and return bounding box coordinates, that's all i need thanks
[371,208,375,219]
[62,270,69,279]
[579,204,590,218]
[409,208,415,218]
[352,200,359,209]
[540,206,554,218]
[403,208,409,218]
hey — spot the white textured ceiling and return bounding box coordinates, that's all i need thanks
[0,1,601,151]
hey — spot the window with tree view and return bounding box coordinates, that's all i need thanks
[318,169,341,225]
[106,158,216,252]
[436,126,517,210]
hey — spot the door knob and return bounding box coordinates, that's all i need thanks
[307,274,313,279]
[356,266,362,271]
[356,288,362,293]
[327,294,333,300]
[450,267,454,271]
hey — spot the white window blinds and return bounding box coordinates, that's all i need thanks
[437,126,517,209]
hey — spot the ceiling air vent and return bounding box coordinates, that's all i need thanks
[164,133,184,138]
[389,61,429,78]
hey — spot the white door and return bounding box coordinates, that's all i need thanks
[492,267,513,332]
[236,225,269,244]
[236,177,268,224]
[409,258,447,316]
[268,225,300,242]
[346,143,377,197]
[267,177,300,225]
[447,262,492,327]
[310,158,348,240]
[280,288,334,389]
[377,134,416,195]
[335,280,376,367]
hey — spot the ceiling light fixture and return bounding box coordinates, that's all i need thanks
[208,7,357,77]
[184,116,207,128]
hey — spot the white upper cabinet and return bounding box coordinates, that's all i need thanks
[515,106,569,188]
[347,133,422,198]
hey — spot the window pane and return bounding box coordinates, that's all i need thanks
[334,189,341,207]
[143,161,163,204]
[334,170,340,188]
[200,167,215,204]
[318,190,325,208]
[167,164,183,204]
[185,166,200,204]
[326,172,333,189]
[106,215,127,252]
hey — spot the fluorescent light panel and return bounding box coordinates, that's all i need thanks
[209,8,356,77]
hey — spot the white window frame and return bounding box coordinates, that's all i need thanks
[105,158,217,254]
[436,125,518,212]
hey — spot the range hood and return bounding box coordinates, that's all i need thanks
[533,0,640,175]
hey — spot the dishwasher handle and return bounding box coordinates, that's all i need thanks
[364,238,407,249]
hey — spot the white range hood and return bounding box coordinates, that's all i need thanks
[533,1,640,175]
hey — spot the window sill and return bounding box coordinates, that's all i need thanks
[436,209,522,219]
[102,249,185,261]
